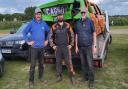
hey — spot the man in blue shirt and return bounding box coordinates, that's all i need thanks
[23,8,50,89]
[75,8,97,89]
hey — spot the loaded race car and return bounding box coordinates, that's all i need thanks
[39,0,112,68]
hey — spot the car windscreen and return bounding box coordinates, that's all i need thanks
[16,23,28,34]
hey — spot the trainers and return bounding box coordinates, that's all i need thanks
[56,76,62,82]
[29,81,33,89]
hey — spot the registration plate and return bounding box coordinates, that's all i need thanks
[1,49,11,53]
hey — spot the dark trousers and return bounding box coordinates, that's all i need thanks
[55,46,75,77]
[79,47,94,82]
[29,47,44,82]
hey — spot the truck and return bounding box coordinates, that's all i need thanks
[39,0,112,68]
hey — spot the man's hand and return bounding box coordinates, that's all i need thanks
[68,45,72,49]
[44,40,48,46]
[92,45,97,55]
[53,46,57,50]
[27,41,34,46]
[75,46,79,54]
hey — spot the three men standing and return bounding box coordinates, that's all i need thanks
[23,8,50,89]
[23,7,96,89]
[49,14,75,83]
[75,8,97,89]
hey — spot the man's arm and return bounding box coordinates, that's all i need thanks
[74,22,79,54]
[68,25,74,47]
[22,22,31,42]
[49,25,56,49]
[43,21,50,46]
[44,22,50,40]
[75,34,79,54]
[90,20,97,54]
[93,32,97,47]
[22,22,34,46]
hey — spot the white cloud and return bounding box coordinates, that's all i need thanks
[0,0,57,14]
[88,0,104,4]
[0,0,127,15]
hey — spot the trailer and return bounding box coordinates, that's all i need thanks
[39,0,112,68]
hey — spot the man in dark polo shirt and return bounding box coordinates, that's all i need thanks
[75,8,97,89]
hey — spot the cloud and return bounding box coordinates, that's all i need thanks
[89,0,104,4]
[0,0,56,14]
[0,0,127,15]
[99,0,128,15]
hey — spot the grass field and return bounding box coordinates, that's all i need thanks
[110,26,128,30]
[0,29,11,34]
[0,34,128,89]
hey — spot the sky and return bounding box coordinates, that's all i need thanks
[0,0,128,15]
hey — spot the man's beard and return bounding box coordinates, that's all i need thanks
[58,19,63,22]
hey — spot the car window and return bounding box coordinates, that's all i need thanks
[95,5,102,15]
[16,23,28,34]
[91,5,97,14]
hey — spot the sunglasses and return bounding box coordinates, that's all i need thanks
[81,12,87,14]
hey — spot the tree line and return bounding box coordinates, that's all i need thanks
[0,7,36,21]
[109,15,128,26]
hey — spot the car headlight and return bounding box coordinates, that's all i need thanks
[15,40,25,45]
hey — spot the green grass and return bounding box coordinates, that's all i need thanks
[0,29,11,34]
[0,34,128,89]
[110,26,128,30]
[0,21,22,30]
